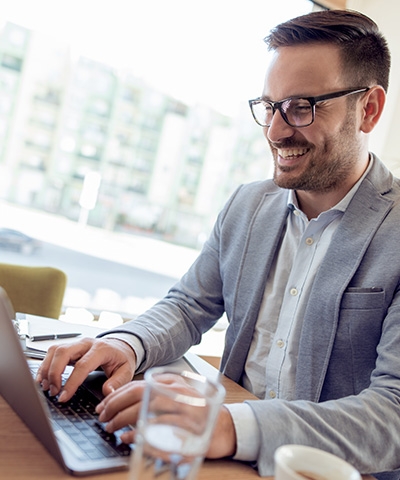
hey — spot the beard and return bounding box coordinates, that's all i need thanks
[270,112,361,193]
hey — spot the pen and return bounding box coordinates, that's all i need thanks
[29,333,82,342]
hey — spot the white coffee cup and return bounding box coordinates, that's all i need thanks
[274,444,362,480]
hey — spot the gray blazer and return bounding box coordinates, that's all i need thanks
[103,155,400,479]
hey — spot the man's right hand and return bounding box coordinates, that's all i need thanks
[36,337,137,402]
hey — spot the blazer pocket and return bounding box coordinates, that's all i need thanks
[333,287,386,395]
[341,287,384,310]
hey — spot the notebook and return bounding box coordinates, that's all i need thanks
[0,287,195,476]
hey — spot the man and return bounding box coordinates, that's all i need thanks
[38,9,400,479]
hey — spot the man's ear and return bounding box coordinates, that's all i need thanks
[360,86,386,133]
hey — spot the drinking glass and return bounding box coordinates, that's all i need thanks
[130,366,225,480]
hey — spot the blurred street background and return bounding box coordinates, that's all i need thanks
[0,201,226,356]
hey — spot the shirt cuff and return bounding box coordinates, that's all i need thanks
[224,402,261,461]
[102,333,145,371]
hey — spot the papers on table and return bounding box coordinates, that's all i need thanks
[16,313,105,356]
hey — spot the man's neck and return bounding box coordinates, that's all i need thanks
[295,156,371,220]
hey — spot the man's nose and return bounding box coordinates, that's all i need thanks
[266,110,295,143]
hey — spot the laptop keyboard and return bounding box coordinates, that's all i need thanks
[29,363,132,460]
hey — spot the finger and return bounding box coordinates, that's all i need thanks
[101,362,137,396]
[58,341,109,401]
[36,345,56,387]
[99,339,137,394]
[104,403,142,433]
[97,381,146,420]
[120,429,136,444]
[38,339,95,396]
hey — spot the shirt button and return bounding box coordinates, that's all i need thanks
[305,237,314,245]
[293,209,300,216]
[290,287,298,296]
[269,390,276,399]
[276,339,285,348]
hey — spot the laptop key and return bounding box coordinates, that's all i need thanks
[114,442,132,456]
[95,443,118,458]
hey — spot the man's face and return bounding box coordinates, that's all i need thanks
[262,44,363,193]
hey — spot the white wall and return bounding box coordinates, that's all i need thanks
[348,0,400,176]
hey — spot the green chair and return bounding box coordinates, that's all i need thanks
[0,263,67,318]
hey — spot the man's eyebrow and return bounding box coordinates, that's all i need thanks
[261,93,312,102]
[261,94,273,102]
[260,94,288,103]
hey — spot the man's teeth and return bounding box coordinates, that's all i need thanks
[278,148,308,158]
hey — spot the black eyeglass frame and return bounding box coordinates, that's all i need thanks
[248,87,370,128]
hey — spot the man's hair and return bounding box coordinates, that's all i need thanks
[264,9,391,92]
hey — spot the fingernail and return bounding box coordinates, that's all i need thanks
[41,379,49,390]
[58,390,68,402]
[105,421,114,432]
[49,384,58,397]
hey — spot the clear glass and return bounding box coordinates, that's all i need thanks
[130,367,225,480]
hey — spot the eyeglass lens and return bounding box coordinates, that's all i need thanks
[252,98,313,127]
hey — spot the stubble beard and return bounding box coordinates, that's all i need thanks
[271,114,359,194]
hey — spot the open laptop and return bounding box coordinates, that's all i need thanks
[0,287,194,476]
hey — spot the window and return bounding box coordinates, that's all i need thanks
[1,53,23,71]
[0,0,315,326]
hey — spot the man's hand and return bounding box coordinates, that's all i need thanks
[97,382,237,459]
[95,379,147,444]
[206,406,237,458]
[36,337,137,402]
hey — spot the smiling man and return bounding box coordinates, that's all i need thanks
[38,10,400,479]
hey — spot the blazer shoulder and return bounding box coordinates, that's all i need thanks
[218,179,287,229]
[232,179,282,202]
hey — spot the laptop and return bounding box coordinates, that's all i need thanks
[0,287,195,476]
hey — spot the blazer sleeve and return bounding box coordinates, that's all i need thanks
[98,185,245,371]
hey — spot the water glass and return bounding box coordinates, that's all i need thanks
[130,366,225,480]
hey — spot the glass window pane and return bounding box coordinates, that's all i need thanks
[0,0,313,324]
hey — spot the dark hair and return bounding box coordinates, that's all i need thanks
[264,10,391,92]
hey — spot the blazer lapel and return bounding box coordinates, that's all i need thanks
[295,175,394,401]
[222,190,289,382]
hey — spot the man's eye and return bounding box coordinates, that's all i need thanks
[291,105,311,115]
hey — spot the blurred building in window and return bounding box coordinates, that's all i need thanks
[0,21,271,249]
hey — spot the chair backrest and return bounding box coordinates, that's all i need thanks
[0,263,67,319]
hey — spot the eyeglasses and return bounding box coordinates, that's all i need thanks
[248,87,370,128]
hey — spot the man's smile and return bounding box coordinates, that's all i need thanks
[277,147,309,159]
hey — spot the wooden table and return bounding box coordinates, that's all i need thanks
[0,352,375,480]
